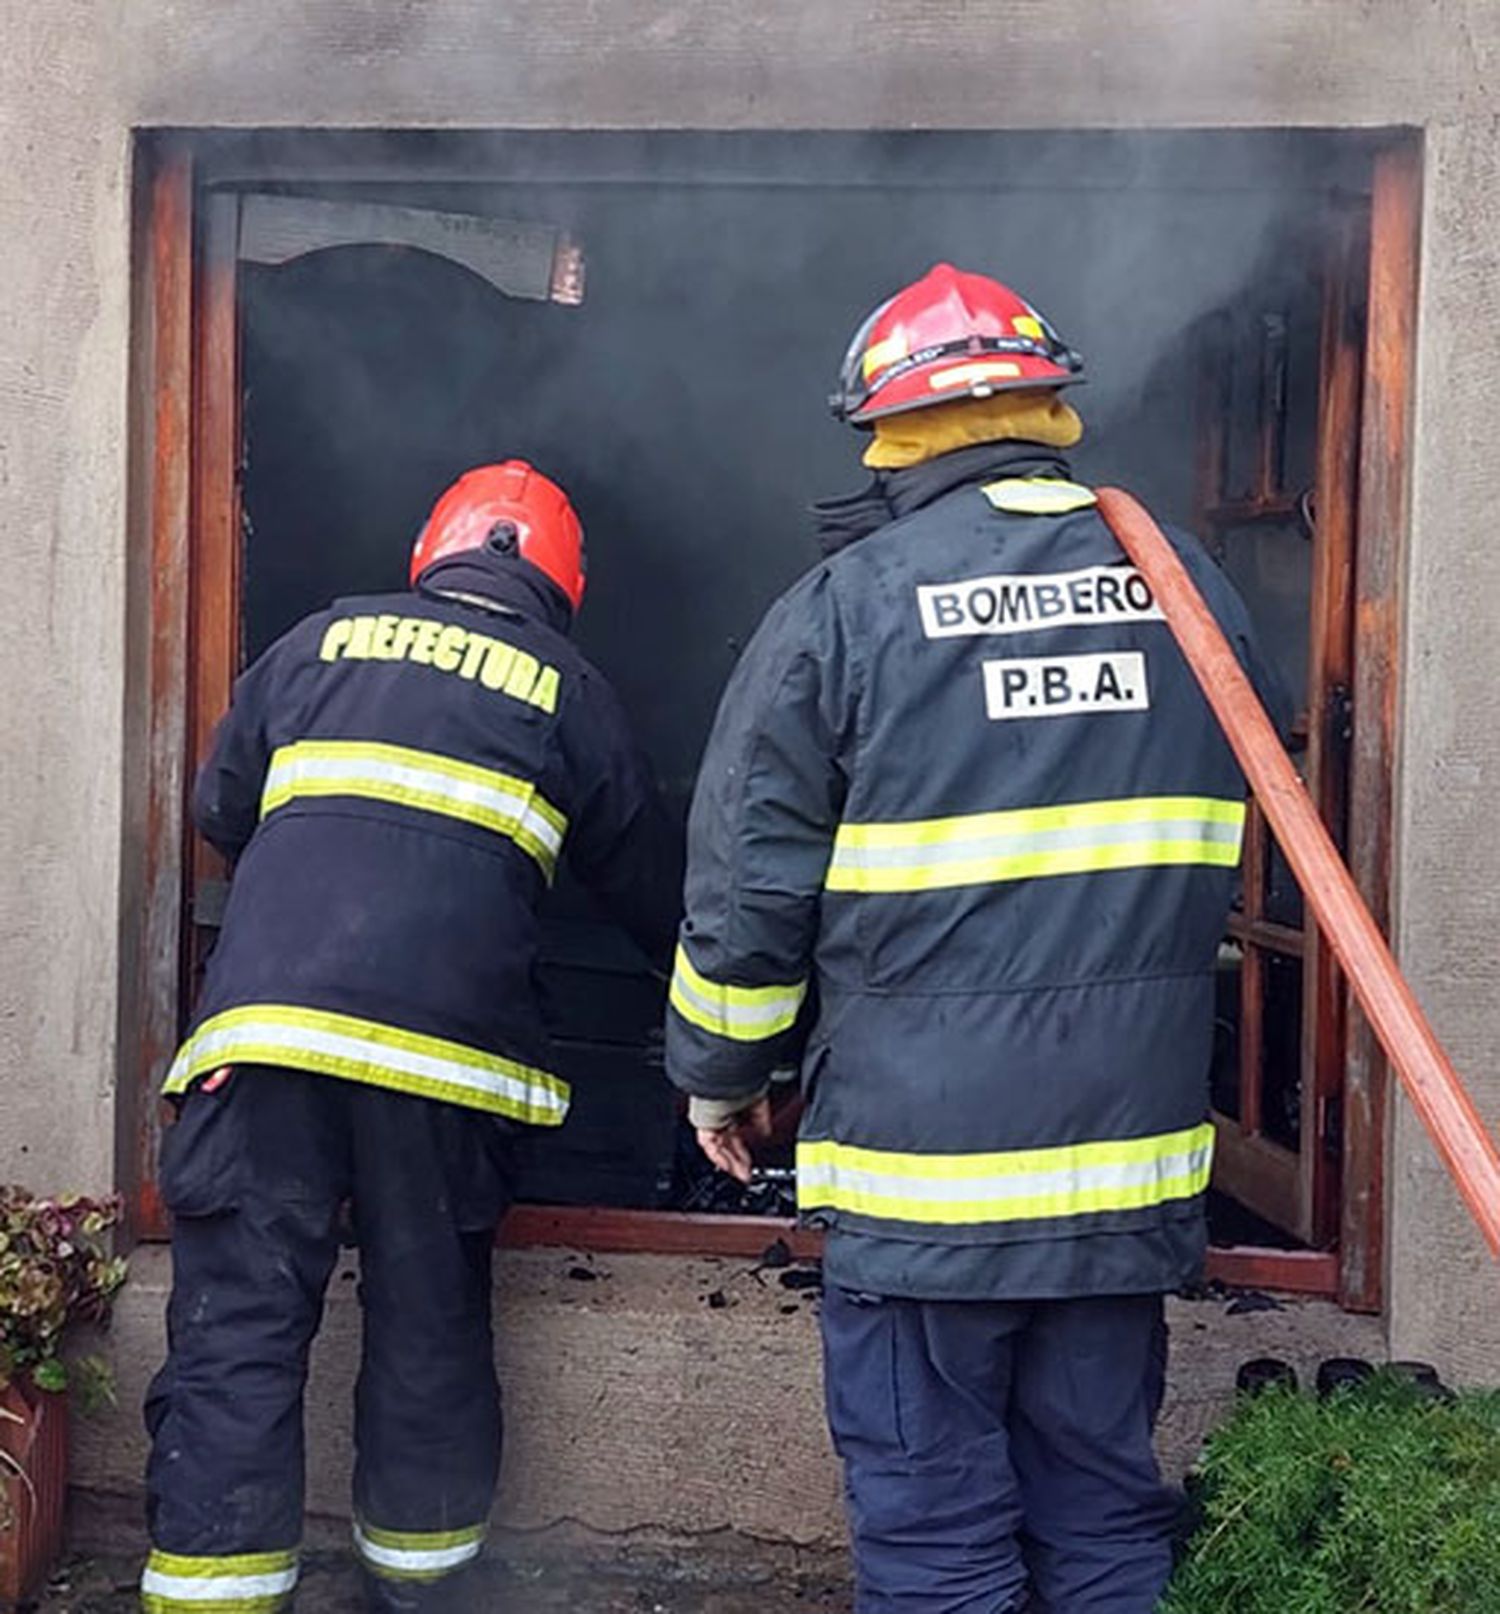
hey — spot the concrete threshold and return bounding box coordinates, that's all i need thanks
[71,1245,1385,1555]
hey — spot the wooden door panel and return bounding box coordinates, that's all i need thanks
[1198,204,1366,1245]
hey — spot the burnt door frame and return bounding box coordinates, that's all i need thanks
[124,132,1417,1300]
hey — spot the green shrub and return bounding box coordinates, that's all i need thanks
[1164,1375,1500,1613]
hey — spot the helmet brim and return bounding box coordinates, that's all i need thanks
[843,367,1085,427]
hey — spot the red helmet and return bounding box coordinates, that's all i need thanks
[831,263,1084,426]
[410,461,586,609]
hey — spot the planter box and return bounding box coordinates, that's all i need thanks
[0,1381,68,1610]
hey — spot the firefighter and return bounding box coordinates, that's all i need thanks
[142,462,678,1614]
[666,266,1289,1613]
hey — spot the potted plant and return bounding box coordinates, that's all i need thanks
[0,1189,127,1609]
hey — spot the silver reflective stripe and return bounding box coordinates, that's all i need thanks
[669,972,799,1031]
[667,945,807,1043]
[353,1526,483,1576]
[796,1123,1216,1225]
[263,745,563,863]
[168,1007,569,1124]
[140,1568,298,1604]
[797,1141,1213,1205]
[174,1013,568,1116]
[825,795,1247,894]
[836,815,1243,872]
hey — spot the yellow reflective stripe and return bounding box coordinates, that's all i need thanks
[862,332,908,380]
[356,1522,486,1552]
[797,1123,1214,1226]
[142,1590,293,1613]
[982,477,1098,515]
[165,1005,570,1126]
[827,795,1245,893]
[141,1549,298,1612]
[831,840,1242,893]
[929,359,1023,389]
[261,741,567,878]
[145,1552,299,1581]
[668,944,806,1042]
[835,796,1246,847]
[353,1518,485,1582]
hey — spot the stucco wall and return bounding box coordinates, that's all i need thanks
[1385,114,1500,1379]
[3,0,1500,1533]
[0,6,130,1190]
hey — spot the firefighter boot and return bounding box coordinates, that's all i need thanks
[360,1561,482,1614]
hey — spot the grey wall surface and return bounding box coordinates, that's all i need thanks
[0,7,129,1191]
[2,0,1500,1529]
[1385,117,1500,1381]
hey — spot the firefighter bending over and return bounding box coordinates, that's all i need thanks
[666,266,1288,1614]
[142,463,678,1614]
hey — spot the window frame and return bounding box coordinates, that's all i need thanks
[124,131,1417,1304]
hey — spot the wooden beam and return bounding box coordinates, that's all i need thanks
[501,1207,823,1262]
[1205,1245,1340,1297]
[1210,1117,1303,1236]
[124,144,195,1242]
[1341,138,1422,1312]
[503,1206,1340,1298]
[1193,312,1230,522]
[1226,913,1305,959]
[1238,805,1268,1135]
[184,192,243,1008]
[1303,202,1365,1250]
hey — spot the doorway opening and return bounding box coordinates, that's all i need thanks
[126,129,1418,1305]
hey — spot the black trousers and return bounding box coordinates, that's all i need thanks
[143,1067,515,1613]
[821,1288,1176,1614]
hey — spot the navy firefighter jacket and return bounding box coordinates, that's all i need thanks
[665,444,1290,1301]
[168,551,680,1129]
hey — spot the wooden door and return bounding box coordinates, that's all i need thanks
[1197,207,1366,1248]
